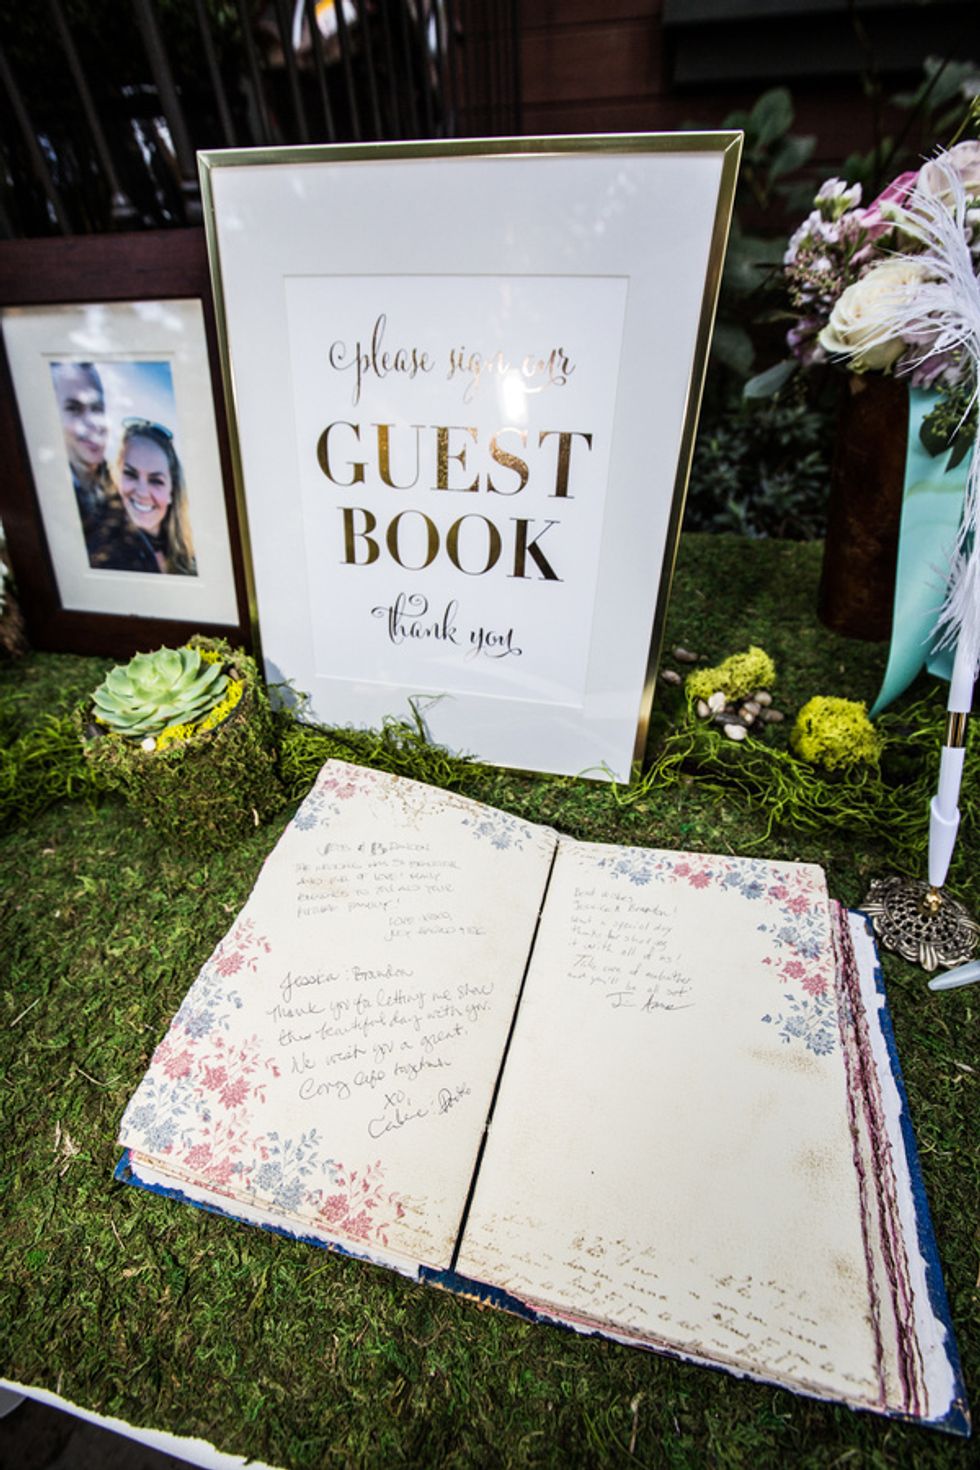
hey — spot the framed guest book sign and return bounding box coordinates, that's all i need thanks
[200,134,741,779]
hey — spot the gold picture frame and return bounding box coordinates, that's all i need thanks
[200,133,741,779]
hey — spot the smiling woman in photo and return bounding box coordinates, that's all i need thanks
[90,418,197,576]
[116,419,196,575]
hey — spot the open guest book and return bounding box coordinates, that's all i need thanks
[117,761,968,1433]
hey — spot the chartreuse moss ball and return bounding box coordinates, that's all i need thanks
[686,646,777,703]
[791,696,880,771]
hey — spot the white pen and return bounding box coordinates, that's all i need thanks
[928,959,980,991]
[924,635,972,906]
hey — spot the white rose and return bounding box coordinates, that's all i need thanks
[818,258,931,371]
[915,141,980,207]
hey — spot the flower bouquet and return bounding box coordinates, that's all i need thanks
[784,144,980,967]
[78,637,285,848]
[784,140,980,397]
[779,141,979,652]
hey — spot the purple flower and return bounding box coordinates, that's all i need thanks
[857,169,919,237]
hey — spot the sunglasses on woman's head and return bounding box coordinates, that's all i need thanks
[122,417,174,439]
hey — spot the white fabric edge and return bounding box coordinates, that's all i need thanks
[0,1379,283,1470]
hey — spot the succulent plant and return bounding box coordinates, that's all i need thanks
[92,646,229,739]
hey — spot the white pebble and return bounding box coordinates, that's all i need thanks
[723,723,747,741]
[696,699,710,719]
[754,690,772,706]
[707,691,726,713]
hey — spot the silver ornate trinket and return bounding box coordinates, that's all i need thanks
[862,876,980,972]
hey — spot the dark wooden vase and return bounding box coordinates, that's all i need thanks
[818,373,907,641]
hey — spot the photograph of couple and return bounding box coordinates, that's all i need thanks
[51,358,197,578]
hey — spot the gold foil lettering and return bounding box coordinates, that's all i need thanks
[510,519,561,581]
[487,428,530,496]
[341,506,380,564]
[446,515,503,576]
[386,510,439,570]
[375,423,423,490]
[434,426,480,493]
[317,422,366,486]
[538,430,593,498]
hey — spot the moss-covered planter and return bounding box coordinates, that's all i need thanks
[77,637,285,849]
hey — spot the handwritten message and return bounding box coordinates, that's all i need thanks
[273,837,501,1139]
[569,885,694,1015]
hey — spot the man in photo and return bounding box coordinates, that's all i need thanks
[50,360,111,557]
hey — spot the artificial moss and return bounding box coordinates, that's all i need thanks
[274,704,489,803]
[639,686,980,885]
[77,637,285,849]
[0,536,977,1470]
[0,654,115,833]
[0,627,966,887]
[0,711,109,834]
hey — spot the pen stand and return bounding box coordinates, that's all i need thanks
[862,875,979,971]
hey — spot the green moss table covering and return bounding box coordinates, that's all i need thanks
[0,537,977,1470]
[76,637,285,848]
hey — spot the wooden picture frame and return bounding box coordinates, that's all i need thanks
[0,229,250,659]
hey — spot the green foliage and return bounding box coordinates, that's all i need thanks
[920,374,979,468]
[791,696,881,771]
[695,57,978,543]
[690,88,815,397]
[722,87,816,215]
[841,55,980,197]
[684,396,832,538]
[80,639,284,850]
[91,647,229,739]
[686,646,776,704]
[742,358,798,400]
[892,56,980,126]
